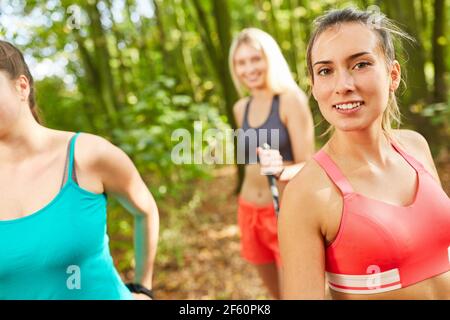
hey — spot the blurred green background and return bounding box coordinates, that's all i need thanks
[1,0,448,299]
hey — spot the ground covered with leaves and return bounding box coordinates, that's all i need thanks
[150,166,270,300]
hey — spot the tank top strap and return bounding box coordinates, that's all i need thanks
[242,97,252,128]
[313,149,354,197]
[269,94,281,124]
[67,132,81,183]
[271,94,280,113]
[390,140,425,173]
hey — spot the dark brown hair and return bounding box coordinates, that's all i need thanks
[0,40,40,123]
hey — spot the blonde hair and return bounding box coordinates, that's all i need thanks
[306,8,414,136]
[229,28,298,97]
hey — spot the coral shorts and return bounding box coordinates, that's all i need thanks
[237,197,281,267]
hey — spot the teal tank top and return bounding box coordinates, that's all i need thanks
[0,133,133,300]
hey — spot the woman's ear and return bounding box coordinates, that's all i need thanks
[15,75,30,102]
[389,60,401,92]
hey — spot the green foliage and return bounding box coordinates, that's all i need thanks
[35,77,88,131]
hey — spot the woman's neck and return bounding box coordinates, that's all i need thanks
[0,113,47,163]
[327,126,393,166]
[249,86,273,100]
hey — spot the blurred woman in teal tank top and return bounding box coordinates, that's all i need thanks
[0,41,159,300]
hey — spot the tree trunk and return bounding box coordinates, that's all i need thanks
[173,0,200,100]
[153,0,171,75]
[432,0,448,102]
[85,0,121,127]
[385,0,441,150]
[212,0,244,193]
[391,0,429,106]
[190,0,244,192]
[287,0,304,82]
[268,0,281,42]
[420,0,428,31]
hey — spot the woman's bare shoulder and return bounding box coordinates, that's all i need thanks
[392,129,442,183]
[49,132,120,174]
[392,130,436,166]
[282,157,342,227]
[75,133,121,165]
[233,97,249,112]
[392,129,429,150]
[233,97,250,126]
[279,88,309,111]
[280,87,308,101]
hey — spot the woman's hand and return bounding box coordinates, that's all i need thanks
[257,147,284,177]
[257,147,306,181]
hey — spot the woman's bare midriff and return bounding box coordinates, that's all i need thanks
[239,161,293,205]
[330,270,450,300]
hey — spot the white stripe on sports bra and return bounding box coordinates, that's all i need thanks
[326,268,402,294]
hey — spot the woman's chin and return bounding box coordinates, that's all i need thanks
[333,121,370,133]
[245,82,266,91]
[332,115,385,133]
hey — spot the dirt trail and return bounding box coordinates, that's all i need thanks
[152,166,270,300]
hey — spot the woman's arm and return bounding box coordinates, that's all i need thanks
[233,97,248,128]
[278,166,327,299]
[88,136,159,295]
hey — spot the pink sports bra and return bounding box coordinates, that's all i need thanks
[313,142,450,295]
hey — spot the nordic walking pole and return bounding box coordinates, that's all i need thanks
[262,143,280,217]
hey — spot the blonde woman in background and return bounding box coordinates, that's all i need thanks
[229,27,315,299]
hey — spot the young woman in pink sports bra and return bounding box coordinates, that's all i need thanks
[274,8,450,299]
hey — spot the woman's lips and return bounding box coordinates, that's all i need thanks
[245,75,261,82]
[333,102,364,114]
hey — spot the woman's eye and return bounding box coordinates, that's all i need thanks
[354,62,371,69]
[318,68,331,76]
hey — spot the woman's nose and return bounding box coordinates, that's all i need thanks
[244,63,257,74]
[334,69,355,95]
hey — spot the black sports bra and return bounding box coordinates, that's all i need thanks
[237,95,294,164]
